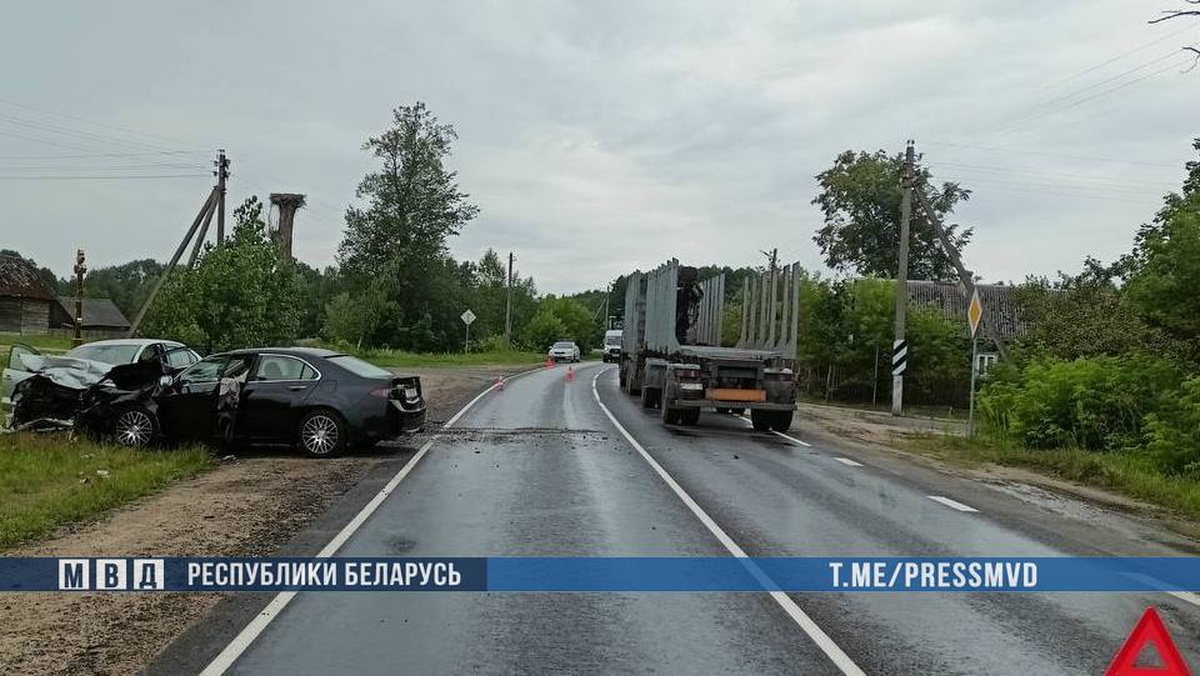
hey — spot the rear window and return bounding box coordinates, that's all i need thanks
[65,343,141,365]
[328,355,393,379]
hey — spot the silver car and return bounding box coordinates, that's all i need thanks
[547,341,581,363]
[2,338,200,407]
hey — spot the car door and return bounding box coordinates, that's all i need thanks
[236,354,319,442]
[156,356,228,440]
[2,343,40,406]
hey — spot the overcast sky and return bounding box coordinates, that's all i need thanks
[1,1,1197,294]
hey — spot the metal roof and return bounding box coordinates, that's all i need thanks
[905,279,1026,338]
[0,255,56,301]
[55,296,131,329]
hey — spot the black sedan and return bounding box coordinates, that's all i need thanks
[81,347,426,457]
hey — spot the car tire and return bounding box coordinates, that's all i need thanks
[680,408,700,426]
[297,409,346,458]
[770,411,795,432]
[112,406,159,448]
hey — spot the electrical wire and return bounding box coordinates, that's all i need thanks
[0,174,210,180]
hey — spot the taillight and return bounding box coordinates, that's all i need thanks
[764,368,794,382]
[370,387,392,398]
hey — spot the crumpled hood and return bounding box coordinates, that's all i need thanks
[16,354,114,390]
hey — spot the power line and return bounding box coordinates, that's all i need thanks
[1036,18,1200,91]
[0,149,210,160]
[0,174,208,182]
[923,140,1184,170]
[984,57,1191,142]
[0,96,194,150]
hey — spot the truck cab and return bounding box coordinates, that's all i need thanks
[601,330,622,363]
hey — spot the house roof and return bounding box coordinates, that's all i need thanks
[55,296,131,329]
[0,255,56,301]
[906,279,1026,338]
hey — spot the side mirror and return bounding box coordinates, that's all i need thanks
[159,375,173,388]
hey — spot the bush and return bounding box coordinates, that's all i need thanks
[978,354,1184,451]
[1144,376,1200,474]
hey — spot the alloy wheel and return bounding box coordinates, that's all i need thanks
[301,414,340,455]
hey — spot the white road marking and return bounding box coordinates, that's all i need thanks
[591,369,866,676]
[735,414,813,447]
[199,365,545,676]
[926,495,978,513]
[834,458,864,467]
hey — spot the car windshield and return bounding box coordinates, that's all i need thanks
[64,343,141,365]
[553,342,574,349]
[328,355,393,379]
[604,335,621,346]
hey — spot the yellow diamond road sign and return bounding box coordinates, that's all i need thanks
[967,288,983,338]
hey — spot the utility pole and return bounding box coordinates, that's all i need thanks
[892,140,915,416]
[504,251,514,346]
[215,149,229,242]
[913,189,1009,360]
[72,249,86,347]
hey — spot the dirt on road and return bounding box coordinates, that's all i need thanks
[0,365,533,676]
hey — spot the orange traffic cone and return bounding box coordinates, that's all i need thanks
[496,375,505,392]
[565,366,575,382]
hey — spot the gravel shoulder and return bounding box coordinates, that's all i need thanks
[0,365,529,676]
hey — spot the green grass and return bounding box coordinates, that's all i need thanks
[905,433,1200,520]
[330,346,547,368]
[0,332,75,357]
[0,433,213,549]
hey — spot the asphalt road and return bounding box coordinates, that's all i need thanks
[196,362,1200,675]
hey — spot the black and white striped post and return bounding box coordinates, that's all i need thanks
[891,141,915,415]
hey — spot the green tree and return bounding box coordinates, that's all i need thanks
[519,310,567,352]
[1121,140,1200,360]
[813,149,972,279]
[144,197,301,351]
[336,102,479,351]
[81,258,164,318]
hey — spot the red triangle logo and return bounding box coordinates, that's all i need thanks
[1105,607,1193,676]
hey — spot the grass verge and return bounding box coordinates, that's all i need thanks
[1,333,74,359]
[905,433,1200,520]
[0,432,213,549]
[345,347,546,368]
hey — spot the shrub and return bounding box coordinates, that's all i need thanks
[978,354,1184,451]
[1144,376,1200,474]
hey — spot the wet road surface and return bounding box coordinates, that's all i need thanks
[203,362,1200,675]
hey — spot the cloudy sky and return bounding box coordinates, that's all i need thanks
[1,1,1197,294]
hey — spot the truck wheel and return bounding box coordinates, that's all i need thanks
[680,408,700,426]
[618,368,627,388]
[770,411,794,432]
[640,387,655,409]
[661,404,681,425]
[750,410,772,431]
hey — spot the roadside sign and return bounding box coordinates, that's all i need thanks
[891,339,907,376]
[967,288,983,338]
[460,309,476,326]
[1105,606,1192,675]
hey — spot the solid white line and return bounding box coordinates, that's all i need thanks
[736,414,813,447]
[926,495,979,513]
[834,458,864,468]
[591,369,865,676]
[199,366,542,676]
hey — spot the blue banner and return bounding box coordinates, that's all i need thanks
[2,556,1200,593]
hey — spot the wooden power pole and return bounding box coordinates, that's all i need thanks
[72,249,86,347]
[892,140,915,416]
[215,149,229,242]
[504,251,514,346]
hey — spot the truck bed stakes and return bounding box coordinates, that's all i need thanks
[617,258,798,431]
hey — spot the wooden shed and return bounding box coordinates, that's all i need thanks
[0,255,55,334]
